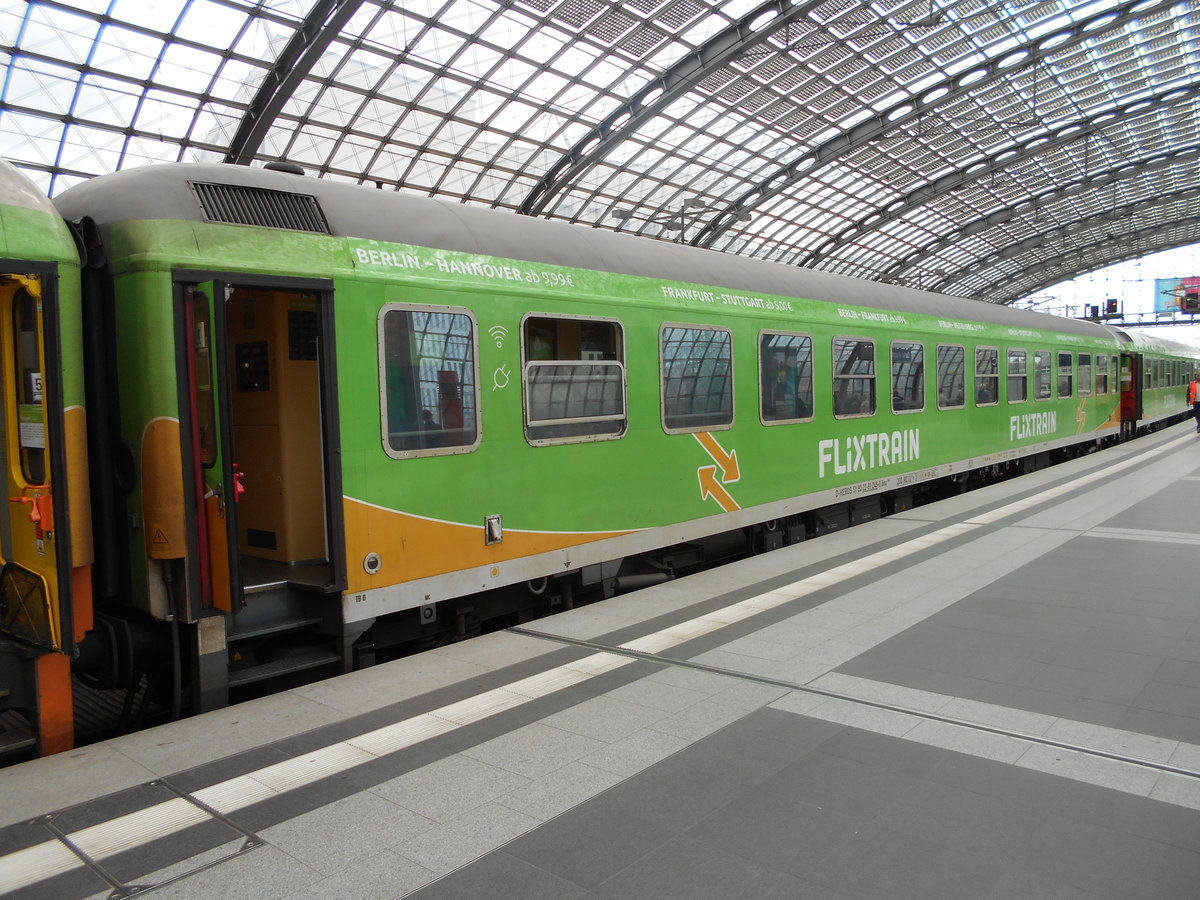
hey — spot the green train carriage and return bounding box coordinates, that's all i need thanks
[0,159,93,756]
[48,162,1197,723]
[1116,328,1197,435]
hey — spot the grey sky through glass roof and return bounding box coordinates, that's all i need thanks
[1,0,1197,305]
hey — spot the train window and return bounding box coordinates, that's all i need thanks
[661,325,733,432]
[1095,355,1108,395]
[379,306,480,458]
[1007,349,1027,402]
[936,345,965,410]
[1120,357,1133,392]
[1078,353,1092,395]
[1057,352,1073,398]
[12,287,45,484]
[833,337,875,417]
[1034,350,1052,399]
[975,347,998,406]
[890,341,924,413]
[523,315,625,444]
[760,332,813,424]
[188,289,218,468]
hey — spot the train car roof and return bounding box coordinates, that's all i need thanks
[1109,326,1200,356]
[0,159,60,217]
[0,158,79,264]
[57,163,1114,339]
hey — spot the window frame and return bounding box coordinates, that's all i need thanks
[11,284,47,484]
[758,330,814,426]
[1007,348,1028,403]
[520,312,627,446]
[890,339,925,414]
[1057,351,1073,399]
[936,343,966,410]
[660,322,735,434]
[832,335,876,419]
[378,303,482,460]
[1033,349,1053,400]
[974,345,999,407]
[1078,352,1092,396]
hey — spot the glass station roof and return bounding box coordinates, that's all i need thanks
[2,0,1197,303]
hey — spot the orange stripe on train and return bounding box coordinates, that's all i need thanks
[343,498,633,593]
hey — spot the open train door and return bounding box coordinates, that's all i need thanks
[0,266,79,755]
[173,274,343,710]
[1119,351,1142,440]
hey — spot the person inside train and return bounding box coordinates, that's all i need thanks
[772,361,795,417]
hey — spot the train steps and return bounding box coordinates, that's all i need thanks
[226,569,341,692]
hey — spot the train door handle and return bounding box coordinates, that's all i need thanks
[8,488,53,539]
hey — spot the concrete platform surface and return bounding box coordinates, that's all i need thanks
[2,423,1200,899]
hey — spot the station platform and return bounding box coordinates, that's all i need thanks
[3,422,1200,899]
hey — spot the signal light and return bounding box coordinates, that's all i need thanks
[1185,292,1200,313]
[1104,298,1119,315]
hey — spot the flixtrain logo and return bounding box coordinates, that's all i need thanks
[695,432,740,512]
[818,428,921,478]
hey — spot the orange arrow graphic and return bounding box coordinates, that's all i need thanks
[698,465,740,512]
[693,432,740,482]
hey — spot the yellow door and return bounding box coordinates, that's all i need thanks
[0,274,61,645]
[0,271,73,752]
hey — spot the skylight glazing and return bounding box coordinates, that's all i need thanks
[1,0,1197,303]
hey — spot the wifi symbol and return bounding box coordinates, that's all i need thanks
[488,325,509,348]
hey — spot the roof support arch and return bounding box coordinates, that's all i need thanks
[800,79,1200,269]
[224,0,366,166]
[926,185,1200,295]
[951,215,1200,305]
[690,0,1177,251]
[881,143,1200,287]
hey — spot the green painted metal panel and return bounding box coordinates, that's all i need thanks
[94,219,1191,539]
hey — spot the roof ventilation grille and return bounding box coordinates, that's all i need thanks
[190,181,331,234]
